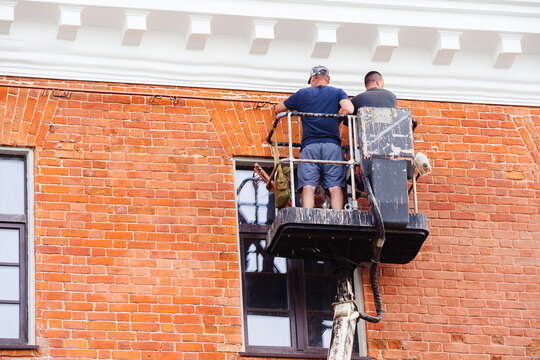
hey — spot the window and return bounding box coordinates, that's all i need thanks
[235,161,366,358]
[0,149,35,349]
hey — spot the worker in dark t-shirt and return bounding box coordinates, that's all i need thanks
[351,71,397,114]
[274,66,354,210]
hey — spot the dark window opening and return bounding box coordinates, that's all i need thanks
[235,162,365,358]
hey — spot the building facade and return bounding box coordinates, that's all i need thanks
[0,1,539,359]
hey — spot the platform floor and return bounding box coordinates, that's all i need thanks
[266,207,429,264]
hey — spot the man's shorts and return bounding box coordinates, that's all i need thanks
[297,142,346,190]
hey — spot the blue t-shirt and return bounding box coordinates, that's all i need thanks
[283,85,348,148]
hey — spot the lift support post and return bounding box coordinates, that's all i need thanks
[327,266,359,360]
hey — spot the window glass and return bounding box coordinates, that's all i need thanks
[247,314,291,346]
[305,276,336,311]
[0,158,25,215]
[235,169,274,225]
[307,315,333,348]
[0,304,19,339]
[0,153,30,346]
[244,239,289,311]
[0,228,19,263]
[304,259,337,349]
[245,275,288,309]
[0,266,20,301]
[245,241,287,274]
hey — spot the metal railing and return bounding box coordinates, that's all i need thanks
[267,110,420,212]
[267,111,360,209]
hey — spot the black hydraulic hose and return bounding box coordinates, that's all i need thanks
[357,157,385,323]
[363,174,385,263]
[358,263,384,323]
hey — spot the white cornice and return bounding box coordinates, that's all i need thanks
[20,0,540,31]
[1,0,540,106]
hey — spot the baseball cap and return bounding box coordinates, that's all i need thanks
[308,65,329,83]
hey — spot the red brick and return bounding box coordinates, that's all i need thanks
[2,77,539,360]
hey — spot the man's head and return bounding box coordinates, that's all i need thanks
[364,71,384,89]
[308,65,330,86]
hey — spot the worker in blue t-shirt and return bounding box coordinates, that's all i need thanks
[274,66,354,210]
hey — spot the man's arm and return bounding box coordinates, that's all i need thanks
[340,98,354,115]
[274,102,288,113]
[350,95,359,115]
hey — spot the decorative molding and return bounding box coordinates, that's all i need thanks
[186,14,213,50]
[122,10,149,46]
[57,5,83,41]
[0,0,539,106]
[0,0,16,34]
[371,27,400,62]
[311,23,339,58]
[492,34,523,69]
[250,19,276,55]
[432,30,461,65]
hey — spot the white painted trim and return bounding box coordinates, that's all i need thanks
[432,30,461,65]
[311,23,339,58]
[19,0,540,32]
[0,0,16,34]
[122,10,149,46]
[186,14,213,50]
[1,0,539,106]
[493,33,523,68]
[0,146,35,345]
[56,5,82,40]
[371,27,400,62]
[250,19,276,55]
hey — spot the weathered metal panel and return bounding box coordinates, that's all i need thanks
[357,107,414,160]
[266,208,428,264]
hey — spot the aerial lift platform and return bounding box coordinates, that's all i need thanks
[263,107,431,360]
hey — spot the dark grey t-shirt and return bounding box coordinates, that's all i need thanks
[351,88,397,114]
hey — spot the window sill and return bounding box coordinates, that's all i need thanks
[0,344,39,350]
[239,350,370,359]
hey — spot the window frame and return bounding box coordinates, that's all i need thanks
[239,225,324,358]
[239,225,297,356]
[0,148,37,349]
[234,159,367,359]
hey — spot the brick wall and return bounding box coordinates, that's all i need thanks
[0,77,538,360]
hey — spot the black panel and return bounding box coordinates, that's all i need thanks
[371,158,409,227]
